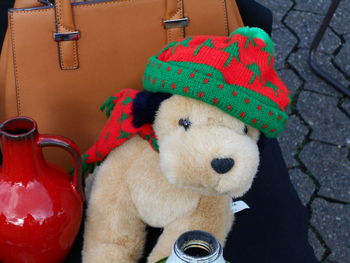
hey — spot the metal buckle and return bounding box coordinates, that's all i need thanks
[53,31,80,42]
[38,0,54,6]
[164,17,189,29]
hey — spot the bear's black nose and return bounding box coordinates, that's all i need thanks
[211,158,234,174]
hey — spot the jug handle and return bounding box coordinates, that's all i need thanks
[37,134,84,201]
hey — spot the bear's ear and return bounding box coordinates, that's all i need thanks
[132,90,172,128]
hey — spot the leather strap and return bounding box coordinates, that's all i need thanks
[54,0,79,70]
[165,0,186,43]
[52,0,184,68]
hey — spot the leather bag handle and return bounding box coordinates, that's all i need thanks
[53,0,80,70]
[52,0,187,70]
[164,0,188,43]
[54,0,188,70]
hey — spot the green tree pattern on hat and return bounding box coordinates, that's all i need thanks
[172,37,193,54]
[247,63,262,84]
[194,39,214,56]
[223,42,241,66]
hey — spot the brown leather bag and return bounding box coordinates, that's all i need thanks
[0,0,243,167]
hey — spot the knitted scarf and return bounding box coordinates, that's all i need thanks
[82,89,158,175]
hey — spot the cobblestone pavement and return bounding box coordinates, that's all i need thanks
[255,1,350,262]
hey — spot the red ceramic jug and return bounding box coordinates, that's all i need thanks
[0,116,84,263]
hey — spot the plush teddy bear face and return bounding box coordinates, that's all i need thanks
[153,95,260,197]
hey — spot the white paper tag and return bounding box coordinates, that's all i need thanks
[231,200,250,213]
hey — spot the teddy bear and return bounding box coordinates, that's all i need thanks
[81,27,290,263]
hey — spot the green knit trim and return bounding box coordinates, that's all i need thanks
[167,61,226,82]
[70,154,102,177]
[117,130,132,139]
[144,57,288,138]
[144,134,159,152]
[151,59,281,108]
[100,95,134,117]
[81,154,100,175]
[117,112,131,122]
[100,95,118,117]
[230,27,275,54]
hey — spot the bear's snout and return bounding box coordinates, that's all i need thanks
[211,158,234,174]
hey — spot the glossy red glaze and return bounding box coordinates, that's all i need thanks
[0,117,84,263]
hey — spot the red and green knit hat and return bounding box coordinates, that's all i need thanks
[143,27,290,137]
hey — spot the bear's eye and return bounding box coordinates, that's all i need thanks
[243,125,248,134]
[178,118,191,131]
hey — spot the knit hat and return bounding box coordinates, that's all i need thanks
[143,27,290,137]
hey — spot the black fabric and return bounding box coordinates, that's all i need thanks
[225,136,318,263]
[1,1,318,262]
[132,91,172,128]
[236,0,273,36]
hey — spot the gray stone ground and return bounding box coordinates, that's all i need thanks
[255,1,350,262]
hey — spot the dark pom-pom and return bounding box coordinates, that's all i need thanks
[132,90,172,128]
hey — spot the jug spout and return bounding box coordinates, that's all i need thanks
[0,117,44,178]
[0,116,38,139]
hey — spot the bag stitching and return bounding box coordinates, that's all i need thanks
[55,1,75,32]
[58,40,79,70]
[221,0,229,36]
[167,10,181,43]
[9,12,21,115]
[10,1,133,14]
[10,0,155,14]
[55,0,79,70]
[167,2,183,43]
[9,11,57,115]
[179,0,185,38]
[11,0,226,65]
[73,0,135,9]
[11,9,52,14]
[72,41,79,69]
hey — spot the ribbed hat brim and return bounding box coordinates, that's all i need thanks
[144,56,288,138]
